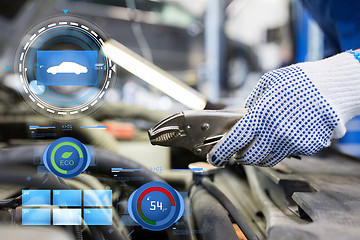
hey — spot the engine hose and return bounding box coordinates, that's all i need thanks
[0,196,22,209]
[201,177,258,240]
[189,185,239,240]
[73,225,83,240]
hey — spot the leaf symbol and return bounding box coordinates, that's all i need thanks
[61,152,73,159]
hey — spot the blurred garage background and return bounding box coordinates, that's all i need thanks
[0,1,359,240]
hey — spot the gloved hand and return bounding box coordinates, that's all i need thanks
[208,51,360,167]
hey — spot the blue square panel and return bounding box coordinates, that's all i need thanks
[36,50,98,86]
[53,209,82,225]
[84,190,112,207]
[84,208,112,225]
[53,190,81,206]
[22,190,50,206]
[22,208,50,225]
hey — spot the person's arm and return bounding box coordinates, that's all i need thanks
[207,51,360,167]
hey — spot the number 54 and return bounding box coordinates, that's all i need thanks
[150,201,163,210]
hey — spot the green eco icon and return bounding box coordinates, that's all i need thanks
[61,152,73,159]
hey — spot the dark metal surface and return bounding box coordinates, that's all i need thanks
[250,150,360,240]
[204,149,360,240]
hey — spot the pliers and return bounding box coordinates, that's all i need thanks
[148,109,248,155]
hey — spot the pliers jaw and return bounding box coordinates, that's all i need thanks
[148,112,184,147]
[148,109,248,155]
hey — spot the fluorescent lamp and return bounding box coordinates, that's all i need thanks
[102,39,207,110]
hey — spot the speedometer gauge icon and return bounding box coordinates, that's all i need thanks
[127,181,184,231]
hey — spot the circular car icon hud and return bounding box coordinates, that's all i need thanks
[13,16,115,120]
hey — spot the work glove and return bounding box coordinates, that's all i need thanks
[208,51,360,167]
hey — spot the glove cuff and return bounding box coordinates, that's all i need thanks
[299,52,360,138]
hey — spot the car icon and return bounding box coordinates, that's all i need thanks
[47,62,88,75]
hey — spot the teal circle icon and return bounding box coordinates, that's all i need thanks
[43,137,91,178]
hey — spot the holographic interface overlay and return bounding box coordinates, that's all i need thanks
[43,137,91,179]
[128,181,184,231]
[14,16,115,120]
[22,189,112,225]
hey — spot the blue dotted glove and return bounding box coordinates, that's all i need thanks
[207,65,341,167]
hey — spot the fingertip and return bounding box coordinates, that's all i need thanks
[207,149,228,167]
[206,152,217,164]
